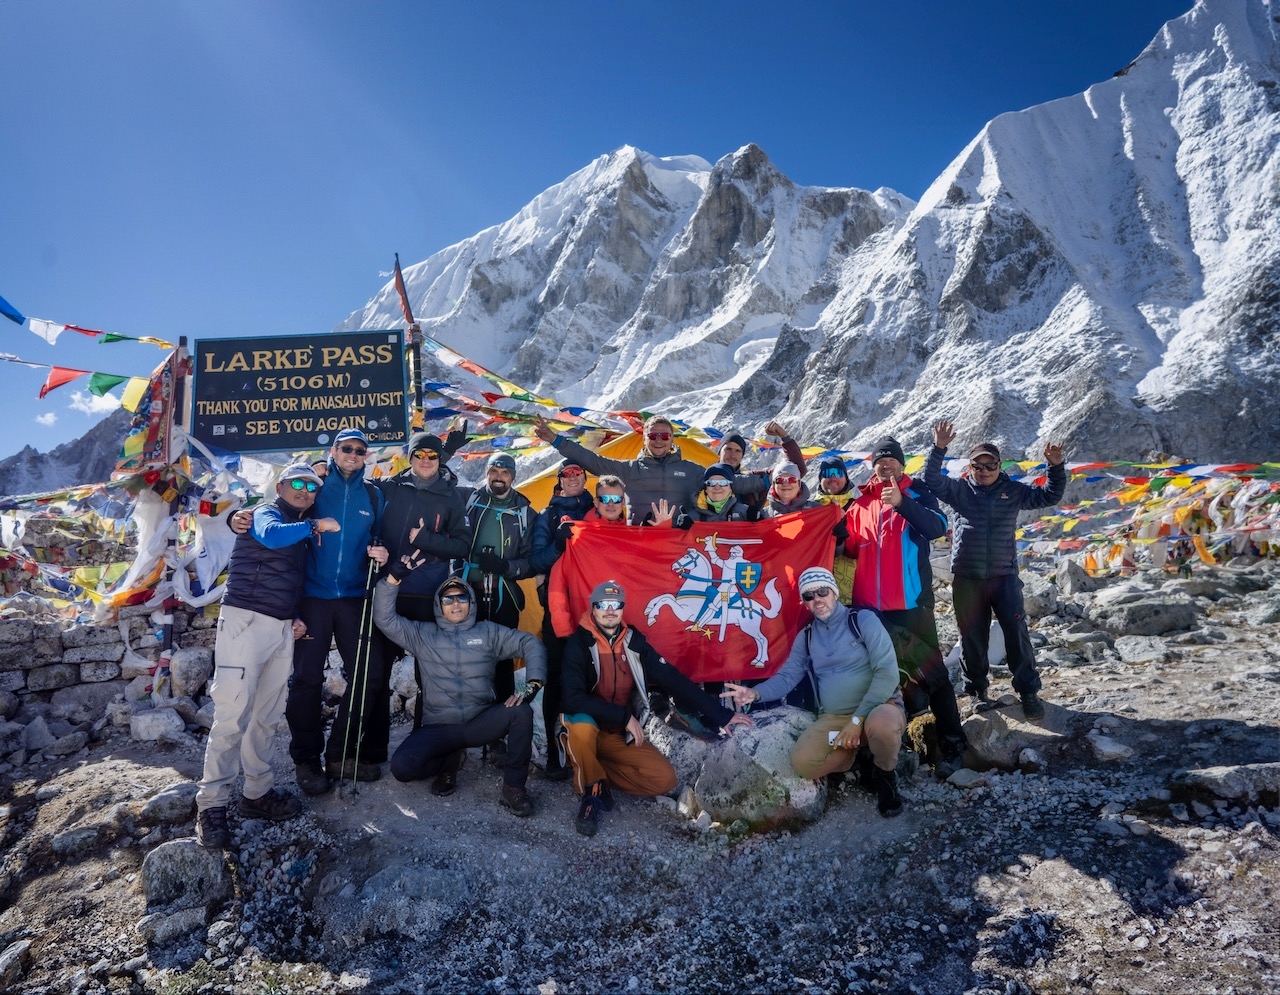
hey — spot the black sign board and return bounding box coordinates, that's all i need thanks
[192,330,407,454]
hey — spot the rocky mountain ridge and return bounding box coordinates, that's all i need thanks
[347,0,1277,464]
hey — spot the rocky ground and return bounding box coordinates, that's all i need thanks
[1,558,1278,994]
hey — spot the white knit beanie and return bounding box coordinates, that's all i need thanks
[798,566,838,594]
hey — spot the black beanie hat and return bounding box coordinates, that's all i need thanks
[870,437,905,466]
[723,433,748,452]
[409,433,446,459]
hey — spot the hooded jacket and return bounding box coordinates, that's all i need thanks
[759,481,819,518]
[303,459,384,600]
[530,490,597,575]
[842,473,948,611]
[373,576,547,726]
[377,463,471,598]
[922,446,1067,578]
[561,612,734,733]
[674,488,757,527]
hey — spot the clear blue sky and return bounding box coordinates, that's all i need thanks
[1,0,1193,452]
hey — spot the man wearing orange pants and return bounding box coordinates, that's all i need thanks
[559,580,752,837]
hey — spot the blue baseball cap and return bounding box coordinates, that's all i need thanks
[334,428,368,446]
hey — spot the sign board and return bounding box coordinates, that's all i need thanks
[191,330,407,454]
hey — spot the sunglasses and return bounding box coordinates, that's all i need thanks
[820,467,846,478]
[774,475,800,486]
[440,592,471,606]
[705,478,732,488]
[597,493,624,504]
[337,444,368,456]
[412,450,441,462]
[559,468,585,477]
[287,479,319,492]
[593,599,623,611]
[970,460,1000,472]
[647,432,672,441]
[801,587,833,601]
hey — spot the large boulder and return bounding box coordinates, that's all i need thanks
[141,839,232,910]
[1090,594,1197,636]
[1171,763,1280,805]
[141,782,200,826]
[169,647,213,699]
[680,707,825,828]
[129,708,187,742]
[961,700,1071,771]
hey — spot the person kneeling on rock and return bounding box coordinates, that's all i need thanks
[560,580,753,837]
[723,567,908,818]
[374,563,546,817]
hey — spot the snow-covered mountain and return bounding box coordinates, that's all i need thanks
[0,408,131,498]
[345,0,1278,463]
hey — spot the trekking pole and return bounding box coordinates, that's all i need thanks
[338,551,380,797]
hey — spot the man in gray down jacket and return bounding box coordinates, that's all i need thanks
[374,567,547,816]
[923,419,1067,721]
[723,567,908,817]
[533,414,764,523]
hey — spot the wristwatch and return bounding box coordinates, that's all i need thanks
[851,716,862,727]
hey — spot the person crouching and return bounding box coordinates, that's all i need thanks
[374,565,546,816]
[560,580,752,837]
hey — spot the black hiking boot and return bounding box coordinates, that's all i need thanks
[1020,692,1045,721]
[294,761,331,796]
[326,759,383,783]
[544,761,573,783]
[575,781,606,837]
[873,767,904,818]
[432,750,464,796]
[240,789,302,822]
[852,747,877,793]
[197,806,232,849]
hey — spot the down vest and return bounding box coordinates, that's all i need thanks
[221,498,311,621]
[372,576,547,726]
[923,445,1067,579]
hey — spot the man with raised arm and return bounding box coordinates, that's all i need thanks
[923,420,1067,720]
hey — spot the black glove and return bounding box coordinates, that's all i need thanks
[387,550,425,581]
[832,518,849,544]
[476,550,509,576]
[674,512,693,530]
[554,519,574,552]
[517,679,543,705]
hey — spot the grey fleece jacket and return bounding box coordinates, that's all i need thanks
[752,606,900,720]
[373,577,547,726]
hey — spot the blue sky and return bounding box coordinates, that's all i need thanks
[1,0,1193,453]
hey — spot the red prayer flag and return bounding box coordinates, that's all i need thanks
[393,253,415,327]
[547,505,839,682]
[38,366,89,398]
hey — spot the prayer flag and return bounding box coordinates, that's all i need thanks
[393,253,415,326]
[0,294,24,325]
[39,367,89,398]
[27,318,65,344]
[88,373,130,396]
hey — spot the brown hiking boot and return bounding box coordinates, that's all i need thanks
[295,761,331,796]
[197,806,232,849]
[500,783,535,817]
[240,788,301,822]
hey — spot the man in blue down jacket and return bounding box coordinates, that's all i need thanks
[374,568,547,816]
[924,419,1067,721]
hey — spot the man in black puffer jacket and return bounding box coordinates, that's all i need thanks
[924,419,1067,720]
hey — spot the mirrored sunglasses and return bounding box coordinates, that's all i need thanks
[647,431,672,441]
[820,467,846,478]
[287,479,319,492]
[774,475,800,486]
[559,467,585,477]
[705,478,732,488]
[801,587,833,601]
[439,592,471,606]
[593,599,623,611]
[597,493,624,504]
[412,449,441,461]
[970,460,1000,472]
[337,444,368,456]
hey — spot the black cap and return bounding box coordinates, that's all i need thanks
[870,437,905,466]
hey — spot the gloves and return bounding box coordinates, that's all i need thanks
[674,512,693,530]
[387,550,424,581]
[554,519,574,552]
[832,518,849,544]
[476,550,509,576]
[517,679,543,705]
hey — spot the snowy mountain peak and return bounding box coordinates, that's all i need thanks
[337,0,1275,465]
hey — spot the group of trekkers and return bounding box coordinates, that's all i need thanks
[193,413,1067,847]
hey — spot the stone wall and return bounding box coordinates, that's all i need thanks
[0,602,219,699]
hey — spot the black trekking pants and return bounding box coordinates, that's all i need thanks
[390,702,533,788]
[952,573,1042,696]
[881,606,966,761]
